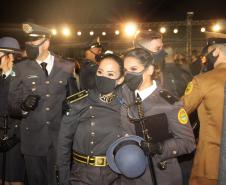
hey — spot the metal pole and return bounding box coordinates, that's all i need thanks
[218,84,226,185]
[186,12,193,64]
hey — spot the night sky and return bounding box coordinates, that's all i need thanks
[1,0,226,24]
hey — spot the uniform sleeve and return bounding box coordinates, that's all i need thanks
[8,66,24,119]
[156,102,196,162]
[182,77,203,114]
[57,106,78,185]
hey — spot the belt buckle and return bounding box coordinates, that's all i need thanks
[94,156,107,167]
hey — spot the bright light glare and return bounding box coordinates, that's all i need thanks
[62,27,71,36]
[173,28,178,34]
[160,27,166,33]
[115,30,120,35]
[201,27,206,32]
[51,29,57,35]
[124,22,137,37]
[212,24,221,32]
[90,31,94,36]
[77,31,82,36]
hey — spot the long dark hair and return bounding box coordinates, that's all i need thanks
[124,48,160,81]
[100,54,124,77]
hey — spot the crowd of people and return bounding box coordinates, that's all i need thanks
[0,22,225,185]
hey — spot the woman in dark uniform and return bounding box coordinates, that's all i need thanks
[57,54,125,185]
[0,37,25,185]
[120,48,196,185]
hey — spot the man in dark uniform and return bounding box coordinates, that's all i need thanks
[79,38,103,90]
[134,30,167,72]
[0,37,25,185]
[162,45,192,98]
[8,23,76,185]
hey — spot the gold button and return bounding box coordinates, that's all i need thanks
[32,82,36,85]
[91,115,95,118]
[59,80,63,84]
[45,107,50,111]
[91,132,95,136]
[45,81,50,84]
[31,88,36,92]
[89,106,93,109]
[91,122,95,126]
[90,141,94,145]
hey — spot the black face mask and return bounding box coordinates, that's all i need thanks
[124,71,144,91]
[95,54,103,62]
[151,49,167,70]
[25,39,46,60]
[204,49,219,72]
[95,75,117,94]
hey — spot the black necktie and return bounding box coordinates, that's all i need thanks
[40,62,48,77]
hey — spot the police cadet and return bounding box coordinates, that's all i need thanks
[0,37,25,185]
[121,48,196,185]
[134,30,167,72]
[79,38,103,90]
[8,23,76,185]
[57,54,125,185]
[182,34,226,185]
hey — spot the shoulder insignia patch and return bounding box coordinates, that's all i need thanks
[66,90,88,104]
[159,90,179,104]
[178,108,188,125]
[185,82,193,96]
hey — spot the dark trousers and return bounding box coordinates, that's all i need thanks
[24,145,57,185]
[70,161,120,185]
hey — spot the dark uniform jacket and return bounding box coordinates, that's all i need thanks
[8,56,74,156]
[182,62,226,180]
[162,63,193,98]
[0,74,20,150]
[121,85,196,185]
[57,89,125,185]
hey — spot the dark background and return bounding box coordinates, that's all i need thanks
[1,0,226,24]
[1,0,226,57]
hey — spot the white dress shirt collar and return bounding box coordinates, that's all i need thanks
[135,80,157,101]
[2,69,12,78]
[36,52,54,75]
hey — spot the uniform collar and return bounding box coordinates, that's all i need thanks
[2,69,12,78]
[135,80,157,101]
[89,89,119,105]
[36,52,51,65]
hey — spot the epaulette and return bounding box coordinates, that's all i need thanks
[159,89,179,104]
[66,90,88,104]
